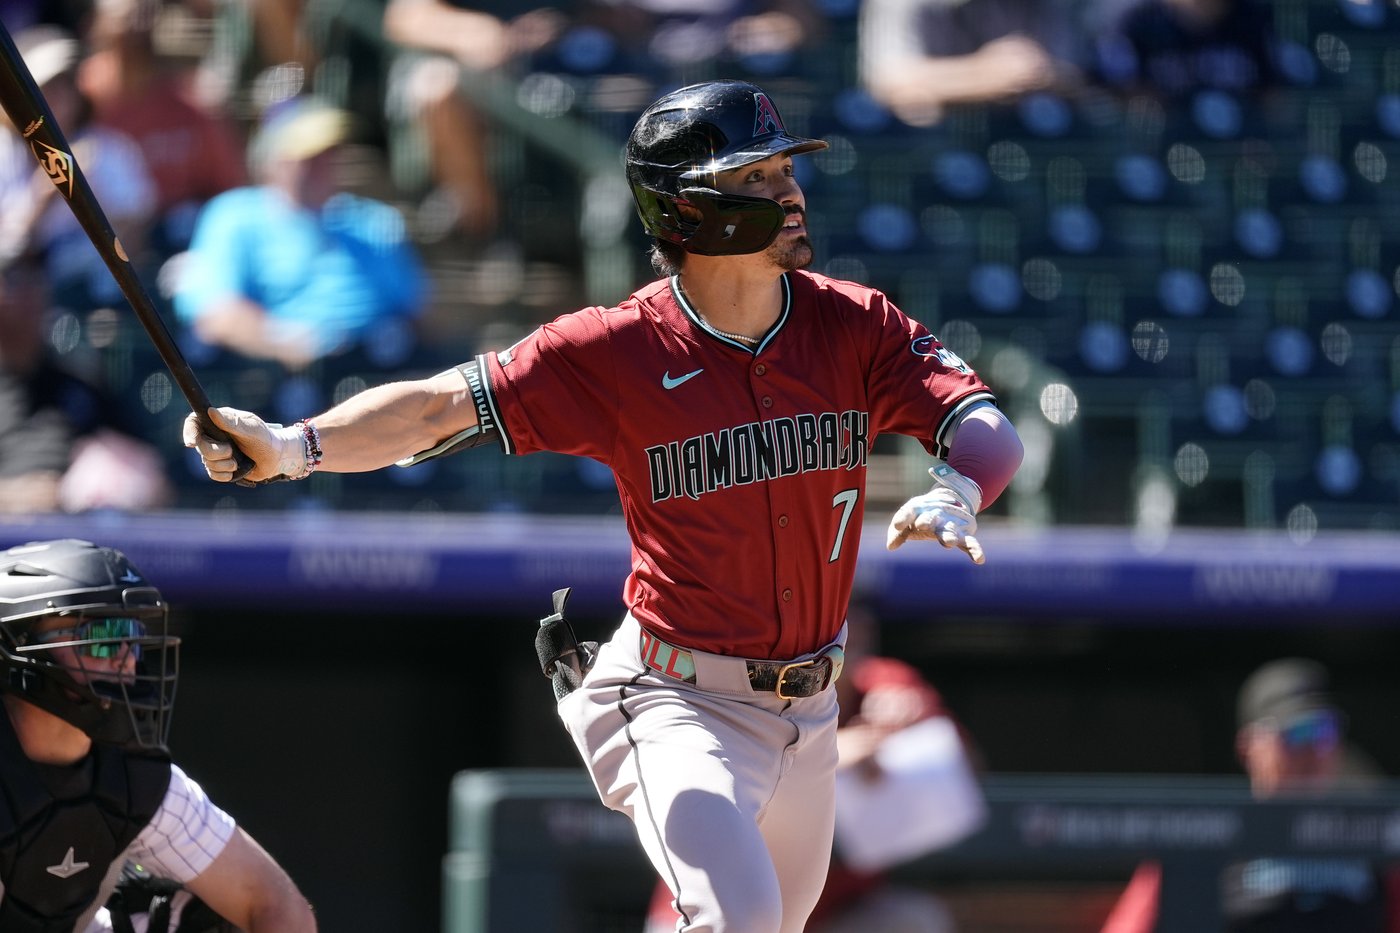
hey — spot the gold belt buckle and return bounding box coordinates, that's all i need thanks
[775,658,823,700]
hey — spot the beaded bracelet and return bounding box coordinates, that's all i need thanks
[295,420,323,479]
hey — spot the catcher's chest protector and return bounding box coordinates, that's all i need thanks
[0,712,171,932]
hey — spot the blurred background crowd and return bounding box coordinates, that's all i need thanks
[2,2,1399,931]
[2,0,1397,533]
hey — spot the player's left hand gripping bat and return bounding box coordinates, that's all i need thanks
[0,22,252,481]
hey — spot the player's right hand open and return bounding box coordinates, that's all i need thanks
[182,407,304,484]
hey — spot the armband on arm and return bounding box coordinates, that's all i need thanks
[396,357,501,467]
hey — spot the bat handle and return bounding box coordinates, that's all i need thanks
[193,408,257,485]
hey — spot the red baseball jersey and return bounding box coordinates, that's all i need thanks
[481,270,994,659]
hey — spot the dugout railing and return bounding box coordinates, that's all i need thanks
[444,768,1400,933]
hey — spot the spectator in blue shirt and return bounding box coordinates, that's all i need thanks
[174,96,428,372]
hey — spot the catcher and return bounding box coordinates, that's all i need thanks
[0,538,316,933]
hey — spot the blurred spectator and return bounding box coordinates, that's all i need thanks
[383,0,567,240]
[189,0,319,110]
[1089,0,1282,101]
[76,0,248,255]
[173,95,428,371]
[858,0,1086,126]
[1235,658,1384,798]
[0,250,173,513]
[0,24,158,311]
[246,0,318,78]
[816,650,984,932]
[645,613,985,933]
[1101,658,1399,933]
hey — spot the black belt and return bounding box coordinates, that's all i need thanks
[746,655,844,698]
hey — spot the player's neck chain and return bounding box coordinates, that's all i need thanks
[673,276,762,345]
[699,318,761,346]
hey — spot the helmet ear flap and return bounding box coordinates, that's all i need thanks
[630,184,693,244]
[628,183,786,257]
[675,187,786,256]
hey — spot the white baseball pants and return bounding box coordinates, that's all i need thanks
[557,614,842,933]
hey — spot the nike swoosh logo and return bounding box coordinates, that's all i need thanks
[662,368,703,390]
[47,847,90,878]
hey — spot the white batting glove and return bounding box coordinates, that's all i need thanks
[181,407,306,484]
[885,463,986,564]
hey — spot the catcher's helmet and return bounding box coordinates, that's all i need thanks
[625,79,828,256]
[0,539,178,751]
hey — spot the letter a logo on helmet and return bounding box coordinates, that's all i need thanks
[753,93,783,136]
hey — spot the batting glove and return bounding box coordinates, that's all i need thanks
[182,407,306,485]
[885,463,985,564]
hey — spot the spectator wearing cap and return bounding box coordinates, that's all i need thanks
[1101,658,1400,933]
[1236,657,1381,799]
[0,23,157,311]
[172,96,428,372]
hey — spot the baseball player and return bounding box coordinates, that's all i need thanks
[0,538,317,933]
[183,79,1023,933]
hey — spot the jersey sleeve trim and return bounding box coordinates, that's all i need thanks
[478,351,514,455]
[934,392,998,455]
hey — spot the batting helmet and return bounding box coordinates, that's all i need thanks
[0,539,178,751]
[625,79,828,256]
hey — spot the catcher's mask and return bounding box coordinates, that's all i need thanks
[625,79,828,256]
[0,539,178,751]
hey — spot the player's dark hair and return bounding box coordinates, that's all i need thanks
[649,239,685,276]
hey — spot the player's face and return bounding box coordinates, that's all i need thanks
[717,153,813,271]
[273,146,341,209]
[1239,710,1343,798]
[30,615,142,686]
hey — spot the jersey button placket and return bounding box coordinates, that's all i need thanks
[756,362,797,645]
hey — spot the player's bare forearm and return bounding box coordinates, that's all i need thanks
[244,900,318,933]
[313,370,477,473]
[184,828,317,932]
[185,370,478,484]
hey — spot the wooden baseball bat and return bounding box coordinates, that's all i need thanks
[0,22,252,481]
